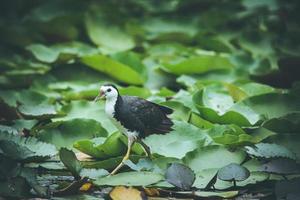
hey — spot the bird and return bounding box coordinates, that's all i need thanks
[94,84,173,175]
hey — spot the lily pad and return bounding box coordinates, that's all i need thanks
[217,163,250,182]
[144,121,211,159]
[85,13,135,53]
[37,119,107,149]
[162,53,233,75]
[81,54,144,85]
[53,100,116,133]
[0,131,57,161]
[245,143,296,160]
[94,171,163,186]
[259,158,300,175]
[165,163,195,190]
[79,168,109,180]
[183,146,246,173]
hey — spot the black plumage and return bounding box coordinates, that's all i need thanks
[114,95,174,138]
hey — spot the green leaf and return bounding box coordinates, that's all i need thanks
[79,168,109,180]
[183,146,246,173]
[179,190,239,198]
[73,132,126,159]
[162,53,233,75]
[0,140,35,160]
[119,86,151,99]
[37,119,107,149]
[259,158,300,175]
[81,54,144,85]
[26,44,59,63]
[53,100,116,133]
[189,112,214,129]
[0,132,57,161]
[18,104,58,119]
[245,143,297,160]
[235,93,300,121]
[193,85,260,126]
[263,113,300,133]
[224,83,248,102]
[85,13,135,52]
[239,82,275,97]
[165,163,195,190]
[81,155,144,171]
[144,121,212,159]
[59,148,82,179]
[124,158,156,172]
[217,163,250,182]
[142,18,198,40]
[94,171,163,186]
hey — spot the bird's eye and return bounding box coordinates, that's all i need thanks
[107,88,112,92]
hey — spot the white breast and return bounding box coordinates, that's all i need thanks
[105,99,116,117]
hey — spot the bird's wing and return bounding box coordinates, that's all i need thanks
[123,96,173,136]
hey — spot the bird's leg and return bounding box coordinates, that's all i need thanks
[110,137,134,175]
[139,140,151,158]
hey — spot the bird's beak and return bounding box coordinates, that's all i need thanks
[94,90,105,102]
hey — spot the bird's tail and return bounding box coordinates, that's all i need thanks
[153,117,174,134]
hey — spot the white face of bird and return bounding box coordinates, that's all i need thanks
[94,85,119,102]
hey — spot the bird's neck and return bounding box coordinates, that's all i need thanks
[105,95,122,117]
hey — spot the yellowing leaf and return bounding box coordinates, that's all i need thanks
[224,83,248,102]
[110,186,143,200]
[79,183,93,192]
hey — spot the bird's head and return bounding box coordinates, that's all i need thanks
[94,84,119,102]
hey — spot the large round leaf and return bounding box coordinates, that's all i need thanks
[81,54,144,85]
[183,146,246,173]
[37,119,107,149]
[94,172,163,186]
[144,121,212,159]
[165,163,195,190]
[53,100,116,133]
[217,163,250,182]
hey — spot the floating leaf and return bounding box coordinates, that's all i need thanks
[193,168,218,189]
[178,190,239,198]
[94,171,163,186]
[245,143,296,160]
[53,100,116,133]
[81,54,144,85]
[165,163,195,190]
[144,121,211,159]
[217,163,250,182]
[37,119,107,149]
[183,146,246,173]
[79,168,109,179]
[162,53,233,75]
[124,158,156,172]
[259,158,300,175]
[26,44,59,63]
[193,85,260,126]
[18,104,58,119]
[85,13,135,52]
[110,186,143,200]
[0,132,57,161]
